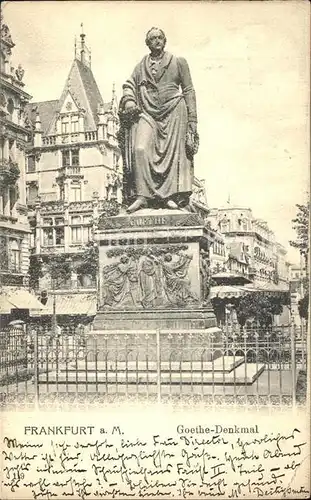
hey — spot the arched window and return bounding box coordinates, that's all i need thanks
[7,98,14,119]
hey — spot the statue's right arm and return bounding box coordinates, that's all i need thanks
[119,66,139,111]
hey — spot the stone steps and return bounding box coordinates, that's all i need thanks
[38,356,265,386]
[59,356,245,373]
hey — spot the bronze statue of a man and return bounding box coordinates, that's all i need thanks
[119,27,199,213]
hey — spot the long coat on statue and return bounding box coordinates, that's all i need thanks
[119,52,198,204]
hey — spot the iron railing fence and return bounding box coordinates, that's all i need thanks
[0,323,307,409]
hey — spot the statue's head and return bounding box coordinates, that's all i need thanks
[145,27,166,52]
[120,254,129,264]
[164,253,172,262]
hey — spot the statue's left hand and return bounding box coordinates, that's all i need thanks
[188,121,197,135]
[186,121,199,158]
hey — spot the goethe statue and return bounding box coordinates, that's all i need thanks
[119,27,199,214]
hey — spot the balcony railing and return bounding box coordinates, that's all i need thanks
[56,165,83,179]
[85,131,98,141]
[42,136,57,146]
[0,214,18,224]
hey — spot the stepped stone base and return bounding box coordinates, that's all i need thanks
[39,356,265,386]
[92,307,217,331]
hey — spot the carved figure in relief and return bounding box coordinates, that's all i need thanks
[200,249,210,303]
[102,254,138,307]
[137,249,161,308]
[101,247,197,309]
[159,252,197,305]
[15,64,25,82]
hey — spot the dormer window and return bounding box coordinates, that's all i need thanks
[61,113,79,134]
[61,117,69,134]
[71,117,79,133]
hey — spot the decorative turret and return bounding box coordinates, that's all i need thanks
[75,23,91,68]
[34,112,42,147]
[97,104,106,140]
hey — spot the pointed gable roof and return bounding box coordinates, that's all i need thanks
[46,58,104,133]
[26,100,59,134]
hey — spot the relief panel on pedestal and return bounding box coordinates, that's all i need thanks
[99,244,201,310]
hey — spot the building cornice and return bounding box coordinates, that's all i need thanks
[224,230,273,247]
[26,138,119,154]
[0,75,32,100]
[0,118,32,137]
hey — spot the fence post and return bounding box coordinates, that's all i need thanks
[33,328,39,410]
[156,329,161,404]
[301,320,306,371]
[290,319,296,409]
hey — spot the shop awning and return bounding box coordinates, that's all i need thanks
[244,282,289,293]
[210,281,289,300]
[0,293,14,314]
[210,285,249,299]
[0,288,47,316]
[212,272,252,284]
[43,293,97,316]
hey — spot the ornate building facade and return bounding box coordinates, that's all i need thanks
[0,15,32,289]
[25,31,122,307]
[207,206,290,290]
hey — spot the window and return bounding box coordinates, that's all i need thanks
[43,228,53,246]
[27,183,38,202]
[27,156,36,173]
[62,149,79,167]
[71,215,81,225]
[61,118,69,134]
[62,150,70,167]
[42,217,64,246]
[71,150,79,166]
[70,214,92,244]
[55,227,64,245]
[71,118,79,133]
[43,217,53,226]
[71,226,82,243]
[70,183,82,202]
[9,239,20,272]
[83,226,92,242]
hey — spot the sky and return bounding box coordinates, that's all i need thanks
[3,0,310,263]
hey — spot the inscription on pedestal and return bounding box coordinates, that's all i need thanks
[98,211,205,230]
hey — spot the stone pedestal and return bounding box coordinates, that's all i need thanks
[93,208,219,334]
